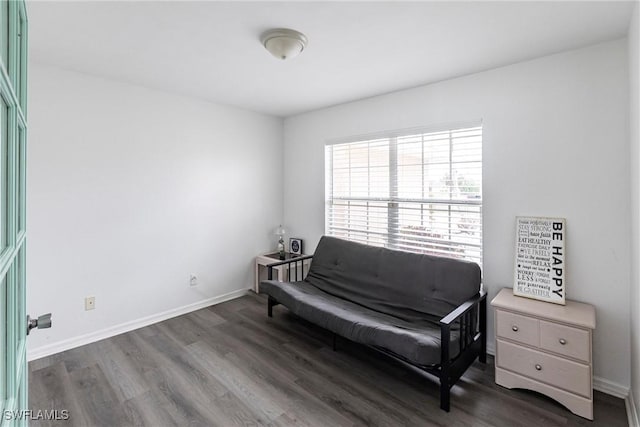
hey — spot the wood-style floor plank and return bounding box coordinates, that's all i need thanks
[29,292,628,426]
[66,364,130,427]
[28,361,91,427]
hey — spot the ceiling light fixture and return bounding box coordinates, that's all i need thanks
[261,28,308,60]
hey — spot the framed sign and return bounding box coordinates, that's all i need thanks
[514,217,566,305]
[289,238,303,256]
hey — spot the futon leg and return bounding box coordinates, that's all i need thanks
[440,322,451,411]
[268,296,278,318]
[479,296,487,364]
[440,376,450,412]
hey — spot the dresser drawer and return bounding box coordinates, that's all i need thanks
[497,340,591,398]
[496,310,539,347]
[539,320,590,363]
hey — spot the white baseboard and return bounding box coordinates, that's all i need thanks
[487,342,496,356]
[593,376,629,399]
[27,288,249,361]
[627,389,640,427]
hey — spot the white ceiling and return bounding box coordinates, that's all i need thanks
[28,1,635,117]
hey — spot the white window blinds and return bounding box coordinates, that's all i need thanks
[325,125,482,264]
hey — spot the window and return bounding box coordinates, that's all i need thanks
[325,124,482,264]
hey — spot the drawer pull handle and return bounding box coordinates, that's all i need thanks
[559,338,567,345]
[535,364,542,371]
[512,325,519,332]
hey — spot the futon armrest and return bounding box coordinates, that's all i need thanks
[265,254,314,269]
[438,289,487,368]
[439,290,487,326]
[266,254,314,281]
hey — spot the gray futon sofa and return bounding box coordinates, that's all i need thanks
[260,236,486,412]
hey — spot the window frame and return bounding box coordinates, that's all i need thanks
[325,122,483,265]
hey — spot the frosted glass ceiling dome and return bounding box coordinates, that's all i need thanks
[261,28,308,60]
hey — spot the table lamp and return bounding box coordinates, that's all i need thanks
[275,225,286,259]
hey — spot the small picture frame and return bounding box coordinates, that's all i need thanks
[289,238,303,256]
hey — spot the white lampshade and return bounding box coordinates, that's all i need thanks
[274,224,286,236]
[261,29,308,60]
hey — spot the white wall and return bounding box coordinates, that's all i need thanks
[283,40,630,389]
[629,1,640,421]
[27,64,283,357]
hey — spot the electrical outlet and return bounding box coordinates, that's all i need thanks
[85,296,96,311]
[189,274,198,287]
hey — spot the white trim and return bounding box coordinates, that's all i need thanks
[27,288,249,361]
[593,376,629,399]
[627,389,640,427]
[487,342,496,356]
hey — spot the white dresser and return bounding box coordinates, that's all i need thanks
[491,288,596,420]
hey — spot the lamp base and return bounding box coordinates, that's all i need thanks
[278,236,285,260]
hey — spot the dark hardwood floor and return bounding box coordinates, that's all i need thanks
[29,292,628,427]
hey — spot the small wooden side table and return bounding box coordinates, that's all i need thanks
[254,252,310,293]
[491,288,596,420]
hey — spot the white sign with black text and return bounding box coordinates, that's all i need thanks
[513,217,566,305]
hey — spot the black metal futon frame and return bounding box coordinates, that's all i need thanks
[264,255,487,412]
